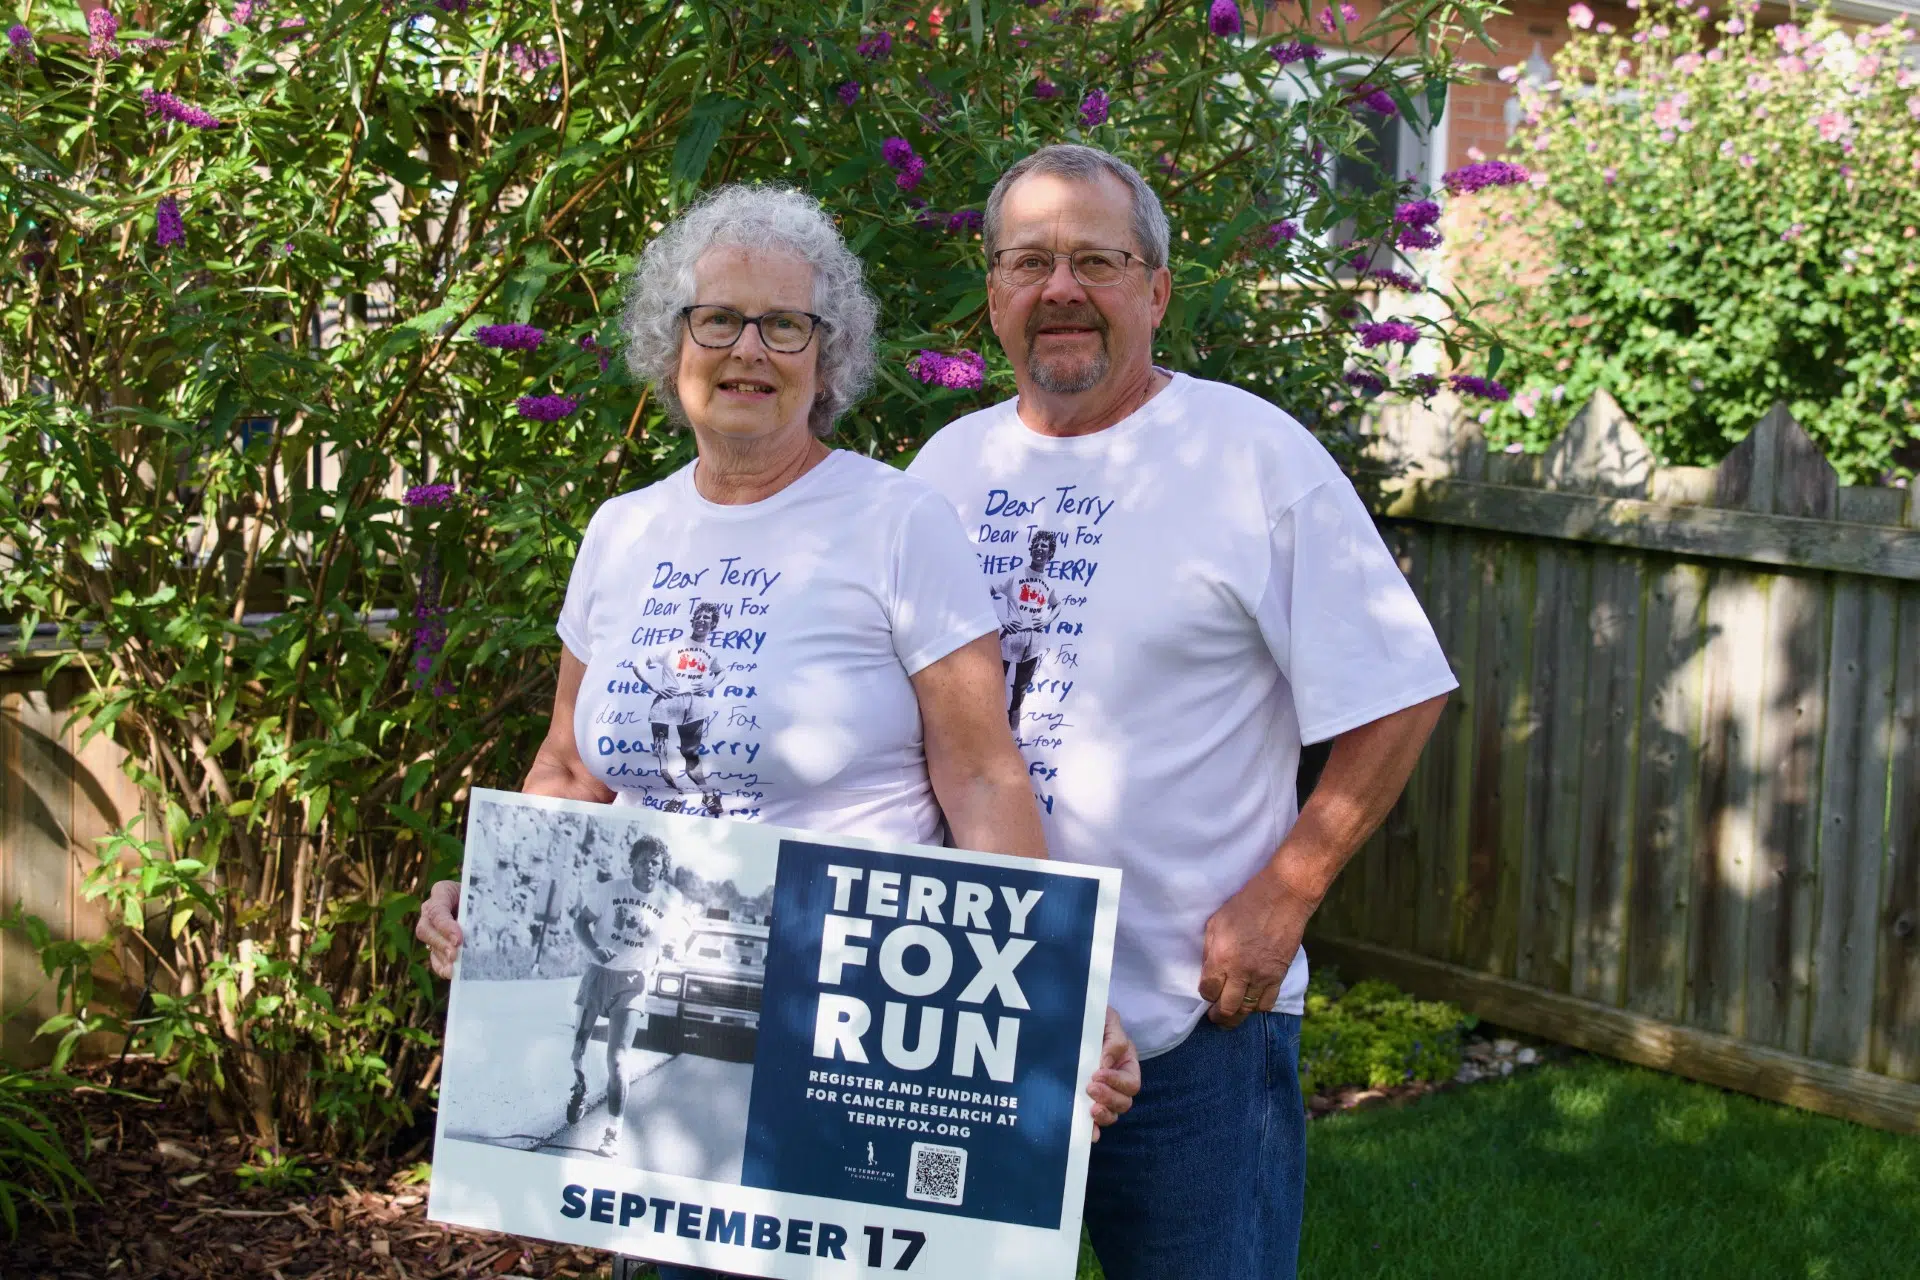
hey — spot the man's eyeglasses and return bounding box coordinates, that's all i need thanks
[680,305,827,353]
[991,247,1141,288]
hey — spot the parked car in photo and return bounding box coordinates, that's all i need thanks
[637,908,769,1062]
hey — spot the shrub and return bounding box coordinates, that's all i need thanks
[1298,973,1474,1095]
[1467,1,1920,481]
[0,0,1507,1148]
[0,1069,96,1239]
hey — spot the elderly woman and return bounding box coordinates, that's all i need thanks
[415,185,1138,1280]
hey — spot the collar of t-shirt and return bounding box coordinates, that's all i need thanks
[992,367,1192,454]
[675,447,855,519]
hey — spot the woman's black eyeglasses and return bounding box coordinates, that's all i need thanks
[680,305,827,353]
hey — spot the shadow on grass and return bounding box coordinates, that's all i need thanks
[1299,1055,1920,1280]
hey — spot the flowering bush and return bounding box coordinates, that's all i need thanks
[1470,1,1920,480]
[0,0,1508,1146]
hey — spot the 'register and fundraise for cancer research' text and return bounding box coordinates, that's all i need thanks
[429,788,1121,1280]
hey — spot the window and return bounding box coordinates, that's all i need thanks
[1270,61,1449,254]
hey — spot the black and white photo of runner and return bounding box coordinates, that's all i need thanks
[438,797,774,1180]
[991,529,1062,730]
[621,599,727,816]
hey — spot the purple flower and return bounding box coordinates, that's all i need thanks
[882,137,916,170]
[1356,320,1421,348]
[1442,161,1530,194]
[1262,221,1299,247]
[1450,373,1511,401]
[509,42,558,76]
[945,209,984,234]
[911,350,987,391]
[857,31,893,60]
[154,195,185,249]
[1343,370,1386,395]
[1033,78,1060,99]
[1393,199,1440,228]
[1354,84,1398,115]
[142,89,224,130]
[1318,2,1359,33]
[837,80,861,107]
[1405,372,1442,398]
[580,334,611,372]
[895,154,927,192]
[232,0,260,23]
[474,323,546,350]
[403,483,458,508]
[1270,40,1322,65]
[411,558,453,696]
[1396,226,1443,250]
[87,7,119,58]
[516,393,579,420]
[8,24,34,61]
[1366,266,1425,292]
[1209,0,1242,36]
[1079,88,1110,127]
[432,0,469,12]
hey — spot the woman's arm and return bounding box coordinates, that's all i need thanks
[523,646,619,803]
[915,637,1140,1133]
[416,646,612,977]
[910,632,1047,859]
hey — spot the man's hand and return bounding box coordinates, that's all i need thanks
[1087,1006,1141,1141]
[595,947,615,964]
[416,880,464,979]
[1199,872,1316,1028]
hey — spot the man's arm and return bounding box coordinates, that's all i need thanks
[1198,693,1447,1026]
[574,906,611,963]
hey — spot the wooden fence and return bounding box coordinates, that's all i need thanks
[1312,390,1920,1133]
[0,659,143,1066]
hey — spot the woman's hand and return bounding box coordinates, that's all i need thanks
[1088,1006,1141,1141]
[415,645,614,981]
[417,880,464,978]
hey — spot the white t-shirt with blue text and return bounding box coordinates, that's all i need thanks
[908,372,1458,1057]
[558,450,999,844]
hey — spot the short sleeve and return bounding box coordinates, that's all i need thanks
[1254,478,1458,744]
[887,488,1001,676]
[555,509,604,662]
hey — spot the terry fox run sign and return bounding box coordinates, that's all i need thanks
[430,789,1121,1279]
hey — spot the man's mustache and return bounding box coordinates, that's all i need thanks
[1025,306,1108,347]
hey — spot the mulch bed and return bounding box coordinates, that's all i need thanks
[12,1059,605,1280]
[14,1037,1569,1278]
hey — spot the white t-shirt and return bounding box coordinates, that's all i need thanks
[908,373,1457,1057]
[558,450,999,842]
[582,875,695,973]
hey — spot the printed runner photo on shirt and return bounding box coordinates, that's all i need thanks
[432,789,1121,1280]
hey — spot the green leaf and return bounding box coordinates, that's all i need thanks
[671,95,748,188]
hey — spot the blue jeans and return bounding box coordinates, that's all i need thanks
[1084,1011,1306,1280]
[643,1012,1305,1280]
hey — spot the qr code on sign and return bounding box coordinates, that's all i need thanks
[906,1142,967,1206]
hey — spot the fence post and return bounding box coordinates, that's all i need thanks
[1541,388,1652,498]
[1714,402,1839,518]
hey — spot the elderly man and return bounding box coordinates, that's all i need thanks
[906,144,1456,1279]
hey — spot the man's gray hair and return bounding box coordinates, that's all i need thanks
[983,144,1172,271]
[621,184,879,438]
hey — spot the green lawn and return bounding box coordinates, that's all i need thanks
[1075,1053,1920,1279]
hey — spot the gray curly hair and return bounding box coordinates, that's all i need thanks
[621,184,879,438]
